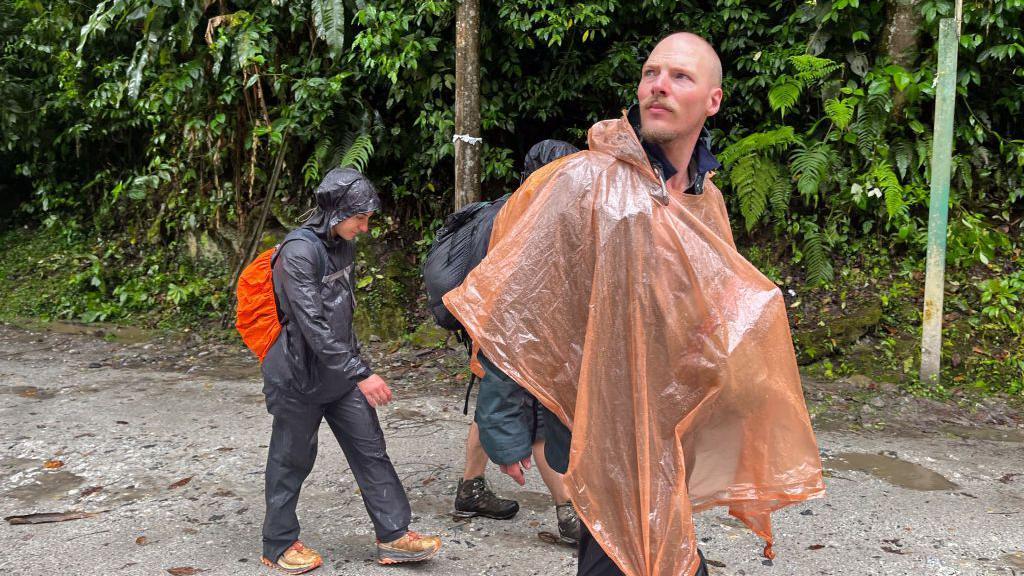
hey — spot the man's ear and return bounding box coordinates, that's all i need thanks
[706,87,723,117]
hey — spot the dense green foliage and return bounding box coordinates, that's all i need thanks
[1,0,1021,390]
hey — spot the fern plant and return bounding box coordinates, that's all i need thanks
[768,79,802,118]
[790,142,835,207]
[869,160,905,220]
[890,138,915,178]
[338,133,374,172]
[303,132,375,188]
[824,97,856,130]
[731,155,772,231]
[768,172,793,222]
[850,93,891,158]
[789,55,841,84]
[311,0,346,60]
[801,224,835,286]
[721,126,799,232]
[767,55,843,118]
[718,127,797,168]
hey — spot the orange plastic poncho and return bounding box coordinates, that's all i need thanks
[443,113,825,576]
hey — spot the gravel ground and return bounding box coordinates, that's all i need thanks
[0,322,1022,576]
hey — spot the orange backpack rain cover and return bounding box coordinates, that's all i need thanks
[444,113,825,576]
[235,247,281,362]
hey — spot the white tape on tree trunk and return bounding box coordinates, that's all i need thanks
[452,134,483,145]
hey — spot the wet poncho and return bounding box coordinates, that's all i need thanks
[444,113,825,576]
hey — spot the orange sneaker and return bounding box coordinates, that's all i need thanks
[376,530,442,564]
[260,541,323,574]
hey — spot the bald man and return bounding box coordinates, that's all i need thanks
[460,32,722,575]
[634,32,722,196]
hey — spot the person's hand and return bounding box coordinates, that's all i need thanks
[499,456,532,486]
[357,374,392,407]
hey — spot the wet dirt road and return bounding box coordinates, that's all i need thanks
[0,323,1022,575]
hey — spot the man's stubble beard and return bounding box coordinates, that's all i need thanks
[639,94,685,144]
[640,123,682,145]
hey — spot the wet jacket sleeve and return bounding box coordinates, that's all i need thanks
[475,354,535,465]
[278,240,373,384]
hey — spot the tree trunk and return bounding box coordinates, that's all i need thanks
[454,0,481,210]
[880,0,922,118]
[881,0,922,68]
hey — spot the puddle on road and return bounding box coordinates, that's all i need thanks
[939,424,1024,443]
[408,493,456,519]
[0,385,56,400]
[823,452,958,491]
[186,360,260,381]
[124,357,260,381]
[1002,552,1024,569]
[2,458,156,507]
[390,407,427,420]
[4,470,86,502]
[0,457,41,476]
[242,393,266,404]
[99,484,155,506]
[516,490,555,513]
[45,321,151,344]
[810,413,850,433]
[384,407,444,433]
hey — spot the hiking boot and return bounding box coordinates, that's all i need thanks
[453,476,520,520]
[556,502,581,545]
[377,530,442,564]
[260,541,322,575]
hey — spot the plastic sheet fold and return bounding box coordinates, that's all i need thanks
[444,113,824,576]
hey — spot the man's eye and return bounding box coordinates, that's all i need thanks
[675,73,689,80]
[643,69,655,77]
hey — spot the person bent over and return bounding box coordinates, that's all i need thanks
[455,139,583,546]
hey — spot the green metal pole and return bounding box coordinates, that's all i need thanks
[920,17,960,385]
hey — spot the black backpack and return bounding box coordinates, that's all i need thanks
[422,194,510,334]
[423,140,580,335]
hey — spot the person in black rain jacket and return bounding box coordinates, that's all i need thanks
[259,168,441,573]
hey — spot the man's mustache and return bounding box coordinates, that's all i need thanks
[642,97,676,113]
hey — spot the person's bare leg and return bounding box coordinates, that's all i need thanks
[463,422,488,480]
[454,422,520,519]
[533,439,580,544]
[532,439,569,504]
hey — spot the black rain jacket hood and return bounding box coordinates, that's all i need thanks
[302,167,382,247]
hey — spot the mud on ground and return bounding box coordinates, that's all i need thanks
[0,322,1022,575]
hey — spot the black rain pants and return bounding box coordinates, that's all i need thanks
[261,386,410,560]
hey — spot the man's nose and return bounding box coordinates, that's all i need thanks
[650,71,669,96]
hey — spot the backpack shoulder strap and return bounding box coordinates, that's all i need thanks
[269,229,329,326]
[272,228,329,283]
[293,228,328,283]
